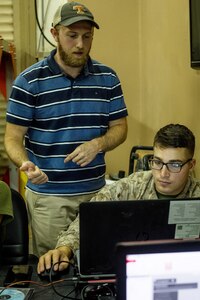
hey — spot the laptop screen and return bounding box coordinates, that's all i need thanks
[116,239,200,300]
[79,199,200,279]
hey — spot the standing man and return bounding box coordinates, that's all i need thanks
[4,2,128,257]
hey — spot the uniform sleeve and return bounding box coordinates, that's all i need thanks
[55,174,139,253]
[56,216,80,253]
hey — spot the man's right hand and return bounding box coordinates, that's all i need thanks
[37,246,72,273]
[20,161,48,184]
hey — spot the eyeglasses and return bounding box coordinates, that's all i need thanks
[149,158,192,173]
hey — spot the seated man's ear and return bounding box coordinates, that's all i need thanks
[190,159,196,171]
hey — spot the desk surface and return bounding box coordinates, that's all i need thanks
[0,255,81,299]
[0,256,116,299]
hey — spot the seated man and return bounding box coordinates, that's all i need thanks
[0,180,14,260]
[0,180,14,226]
[38,123,200,273]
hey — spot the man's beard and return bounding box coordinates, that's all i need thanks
[58,42,89,68]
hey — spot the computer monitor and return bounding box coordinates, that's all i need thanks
[78,198,200,279]
[116,239,200,300]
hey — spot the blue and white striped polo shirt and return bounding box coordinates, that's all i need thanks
[6,49,128,195]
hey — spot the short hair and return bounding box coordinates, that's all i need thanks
[153,124,195,157]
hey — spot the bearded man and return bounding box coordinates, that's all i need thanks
[4,2,127,257]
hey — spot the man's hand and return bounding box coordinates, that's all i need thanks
[37,246,72,273]
[64,117,127,167]
[20,161,48,184]
[64,140,100,167]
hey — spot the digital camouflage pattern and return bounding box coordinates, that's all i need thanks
[56,170,200,252]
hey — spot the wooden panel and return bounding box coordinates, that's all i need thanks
[0,0,13,41]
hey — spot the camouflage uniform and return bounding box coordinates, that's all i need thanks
[56,170,200,253]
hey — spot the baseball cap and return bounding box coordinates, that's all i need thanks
[52,1,99,29]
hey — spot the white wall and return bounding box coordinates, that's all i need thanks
[36,0,67,55]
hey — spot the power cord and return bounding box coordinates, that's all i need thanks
[49,261,116,299]
[34,0,55,48]
[49,260,81,299]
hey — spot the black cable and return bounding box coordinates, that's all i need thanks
[34,0,56,48]
[61,285,81,300]
[49,260,80,299]
[0,287,6,296]
[48,260,115,299]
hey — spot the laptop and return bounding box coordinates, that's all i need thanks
[78,198,200,280]
[115,239,200,300]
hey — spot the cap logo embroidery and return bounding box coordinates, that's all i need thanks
[73,5,85,15]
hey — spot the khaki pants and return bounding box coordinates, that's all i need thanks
[25,189,95,257]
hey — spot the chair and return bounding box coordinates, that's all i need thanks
[2,188,29,264]
[128,145,153,175]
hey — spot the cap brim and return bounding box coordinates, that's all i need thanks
[59,16,99,29]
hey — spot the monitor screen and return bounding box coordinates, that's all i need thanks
[190,0,200,68]
[116,239,200,300]
[126,251,200,300]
